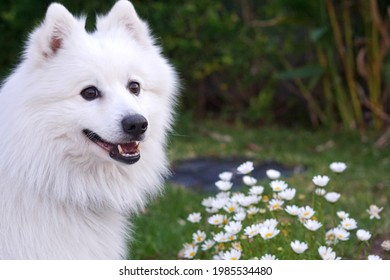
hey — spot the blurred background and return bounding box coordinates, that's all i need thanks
[1,0,389,259]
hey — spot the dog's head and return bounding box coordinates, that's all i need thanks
[21,0,178,166]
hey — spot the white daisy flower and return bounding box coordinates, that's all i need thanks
[368,255,382,260]
[268,199,284,211]
[312,175,330,187]
[325,229,337,245]
[259,226,280,240]
[304,220,322,231]
[247,206,259,215]
[223,201,238,213]
[213,232,230,243]
[261,218,279,228]
[333,227,350,241]
[183,244,198,259]
[201,240,215,251]
[290,240,309,254]
[243,175,257,186]
[266,169,281,179]
[192,230,206,244]
[324,192,341,203]
[208,214,225,226]
[260,254,278,260]
[279,188,296,200]
[356,229,371,241]
[237,161,254,174]
[224,221,242,235]
[187,212,202,223]
[285,205,300,216]
[270,180,288,192]
[381,240,390,251]
[233,211,246,221]
[249,185,264,195]
[211,197,229,210]
[329,162,347,173]
[232,242,242,251]
[238,195,260,207]
[298,206,315,220]
[318,246,341,260]
[244,224,261,238]
[221,249,241,260]
[219,171,233,181]
[366,204,383,220]
[336,211,349,219]
[201,197,214,208]
[315,188,326,196]
[215,180,233,191]
[341,218,357,230]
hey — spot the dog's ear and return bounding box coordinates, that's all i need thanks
[27,3,84,59]
[96,0,153,46]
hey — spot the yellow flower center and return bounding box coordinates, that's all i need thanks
[265,233,273,238]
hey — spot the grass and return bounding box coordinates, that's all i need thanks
[130,118,390,259]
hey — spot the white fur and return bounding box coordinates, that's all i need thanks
[0,1,178,259]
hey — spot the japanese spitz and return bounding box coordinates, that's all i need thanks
[0,0,178,259]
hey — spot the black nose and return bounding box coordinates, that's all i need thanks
[121,114,148,138]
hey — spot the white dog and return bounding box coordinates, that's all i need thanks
[0,0,178,259]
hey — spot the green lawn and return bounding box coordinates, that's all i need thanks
[130,119,390,259]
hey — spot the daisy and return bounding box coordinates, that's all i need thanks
[285,205,300,216]
[341,218,357,230]
[356,229,371,241]
[318,246,341,260]
[187,212,202,223]
[270,180,288,192]
[244,224,261,238]
[366,204,383,220]
[259,226,280,240]
[237,161,254,174]
[261,218,278,228]
[260,254,278,260]
[315,188,326,196]
[219,171,233,181]
[266,169,281,179]
[329,162,347,173]
[333,227,350,241]
[312,175,330,187]
[325,229,337,245]
[233,211,246,221]
[298,206,315,220]
[238,195,260,207]
[201,240,215,251]
[249,185,264,195]
[247,206,259,215]
[279,188,296,200]
[215,180,233,191]
[324,192,340,203]
[183,244,198,259]
[221,249,241,260]
[304,220,322,231]
[336,211,349,219]
[381,240,390,251]
[223,202,238,213]
[224,221,242,235]
[290,240,308,254]
[192,230,206,244]
[211,197,228,210]
[243,175,257,186]
[213,232,230,243]
[303,220,322,231]
[368,255,382,260]
[208,214,225,226]
[201,197,214,208]
[268,199,284,211]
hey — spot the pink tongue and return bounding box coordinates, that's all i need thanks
[120,142,138,154]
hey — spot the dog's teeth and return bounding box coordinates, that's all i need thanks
[118,144,124,154]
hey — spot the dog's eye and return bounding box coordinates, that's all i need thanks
[128,81,140,96]
[81,86,100,101]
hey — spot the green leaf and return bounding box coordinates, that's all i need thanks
[275,64,324,80]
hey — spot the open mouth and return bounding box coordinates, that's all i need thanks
[83,129,141,164]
